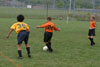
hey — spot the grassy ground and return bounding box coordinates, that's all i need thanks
[0,18,100,67]
[0,7,97,21]
[0,8,66,19]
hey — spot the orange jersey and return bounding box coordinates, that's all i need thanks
[89,20,96,29]
[40,21,59,32]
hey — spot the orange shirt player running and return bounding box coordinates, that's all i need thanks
[37,16,60,52]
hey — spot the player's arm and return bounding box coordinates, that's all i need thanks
[27,29,30,33]
[93,22,96,29]
[6,24,15,39]
[6,29,14,39]
[26,24,31,32]
[53,25,60,31]
[36,24,47,28]
[93,22,96,27]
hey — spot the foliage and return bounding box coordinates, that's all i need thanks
[76,0,92,8]
[56,0,64,8]
[16,0,100,9]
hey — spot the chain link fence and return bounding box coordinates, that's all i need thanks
[0,0,100,21]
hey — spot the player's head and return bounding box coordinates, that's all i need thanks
[47,16,52,21]
[91,16,95,21]
[17,14,24,22]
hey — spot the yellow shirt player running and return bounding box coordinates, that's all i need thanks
[6,15,31,59]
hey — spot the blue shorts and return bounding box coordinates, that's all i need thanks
[17,30,29,44]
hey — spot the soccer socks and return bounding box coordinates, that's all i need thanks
[18,50,22,58]
[46,42,53,52]
[49,42,51,47]
[17,48,31,58]
[49,42,53,52]
[26,47,31,58]
[26,47,30,54]
[89,38,95,45]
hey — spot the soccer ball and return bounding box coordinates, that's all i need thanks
[43,46,48,51]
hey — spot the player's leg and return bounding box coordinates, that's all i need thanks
[88,29,93,45]
[88,29,95,46]
[92,29,95,44]
[25,44,31,58]
[17,31,25,59]
[17,44,22,59]
[48,32,53,52]
[45,42,53,52]
[90,36,95,45]
[44,32,53,52]
[48,41,51,47]
[24,32,31,58]
[88,36,95,46]
[44,32,51,52]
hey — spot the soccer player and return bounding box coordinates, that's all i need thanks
[88,16,96,46]
[6,15,31,59]
[36,16,60,52]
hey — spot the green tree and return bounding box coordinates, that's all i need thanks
[76,0,92,8]
[56,0,64,8]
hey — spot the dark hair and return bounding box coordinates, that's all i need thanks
[17,14,24,22]
[92,16,95,20]
[47,16,52,21]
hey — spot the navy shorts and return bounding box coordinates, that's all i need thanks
[17,30,29,44]
[88,29,95,36]
[44,32,53,42]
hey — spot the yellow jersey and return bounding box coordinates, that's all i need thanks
[10,22,29,34]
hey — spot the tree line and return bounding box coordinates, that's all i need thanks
[5,0,100,9]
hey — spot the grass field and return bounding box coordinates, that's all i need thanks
[0,7,96,21]
[0,18,100,67]
[0,7,66,19]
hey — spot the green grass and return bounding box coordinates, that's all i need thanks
[0,18,100,67]
[0,7,97,21]
[0,8,66,19]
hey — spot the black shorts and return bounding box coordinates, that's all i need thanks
[17,30,29,44]
[88,29,95,36]
[44,32,53,42]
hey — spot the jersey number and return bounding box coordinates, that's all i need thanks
[17,24,26,29]
[48,25,53,30]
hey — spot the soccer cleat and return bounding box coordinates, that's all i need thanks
[91,42,95,46]
[93,42,95,45]
[28,54,31,58]
[48,49,53,53]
